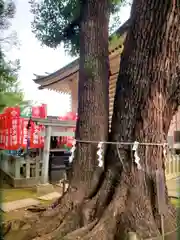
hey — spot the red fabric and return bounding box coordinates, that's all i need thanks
[0,113,21,150]
[0,114,6,149]
[0,116,43,150]
[30,122,43,148]
[58,112,77,121]
[3,107,20,117]
[0,105,46,150]
[1,107,20,149]
[1,113,10,149]
[21,118,28,148]
[9,117,21,150]
[32,106,41,118]
[40,104,47,118]
[0,107,77,150]
[32,104,47,118]
[58,112,77,147]
[39,125,45,146]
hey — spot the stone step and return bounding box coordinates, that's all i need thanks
[37,192,61,201]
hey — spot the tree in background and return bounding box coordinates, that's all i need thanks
[0,51,23,112]
[0,0,27,112]
[3,0,180,239]
[0,0,18,48]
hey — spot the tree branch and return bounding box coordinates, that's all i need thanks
[62,16,81,40]
[62,0,88,40]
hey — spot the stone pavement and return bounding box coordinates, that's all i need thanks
[0,182,67,213]
[38,192,61,201]
[1,178,178,213]
[1,198,40,212]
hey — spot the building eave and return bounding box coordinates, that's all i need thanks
[33,19,131,92]
[33,58,79,85]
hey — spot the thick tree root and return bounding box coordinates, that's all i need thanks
[3,191,74,240]
[3,168,177,240]
[62,220,98,240]
[3,196,177,240]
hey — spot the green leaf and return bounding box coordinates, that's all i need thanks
[30,0,129,56]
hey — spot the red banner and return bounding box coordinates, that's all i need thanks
[32,104,47,118]
[0,116,44,150]
[21,118,28,148]
[0,114,5,149]
[0,108,76,150]
[4,107,20,118]
[58,112,77,121]
[9,117,21,150]
[30,121,43,148]
[3,113,10,149]
[58,112,77,147]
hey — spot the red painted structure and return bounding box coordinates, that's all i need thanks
[0,105,77,150]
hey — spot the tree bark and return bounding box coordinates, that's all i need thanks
[3,0,180,239]
[81,0,180,238]
[70,0,110,197]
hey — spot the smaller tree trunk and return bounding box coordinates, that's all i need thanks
[70,0,110,197]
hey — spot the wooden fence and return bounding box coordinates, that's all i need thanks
[165,154,180,180]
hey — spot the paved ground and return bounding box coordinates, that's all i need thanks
[1,198,40,212]
[38,192,61,201]
[1,179,178,214]
[0,182,65,221]
[0,177,179,222]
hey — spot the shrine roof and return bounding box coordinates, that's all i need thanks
[33,19,131,91]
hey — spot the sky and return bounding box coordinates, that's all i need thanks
[5,0,130,116]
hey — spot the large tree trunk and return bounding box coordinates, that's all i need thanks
[79,0,179,239]
[3,0,180,239]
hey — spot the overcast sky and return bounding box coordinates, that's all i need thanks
[6,0,130,116]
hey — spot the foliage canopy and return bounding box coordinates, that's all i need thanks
[30,0,128,56]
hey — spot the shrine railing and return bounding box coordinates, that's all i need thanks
[165,154,180,180]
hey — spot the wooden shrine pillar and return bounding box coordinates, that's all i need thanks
[69,79,78,113]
